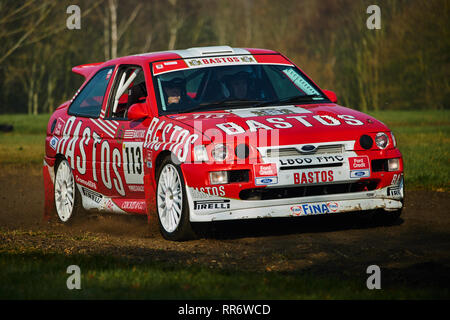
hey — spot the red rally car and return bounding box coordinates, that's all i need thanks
[43,46,404,240]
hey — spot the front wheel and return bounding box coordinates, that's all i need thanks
[54,159,83,223]
[156,158,196,241]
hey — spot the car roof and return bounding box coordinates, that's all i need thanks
[107,46,278,64]
[74,46,280,79]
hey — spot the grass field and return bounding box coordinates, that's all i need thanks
[0,110,448,190]
[1,246,447,300]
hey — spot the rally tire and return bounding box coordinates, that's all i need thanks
[54,159,83,224]
[156,157,196,241]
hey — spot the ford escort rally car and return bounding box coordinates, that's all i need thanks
[43,46,404,240]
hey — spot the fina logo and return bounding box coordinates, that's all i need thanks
[300,145,317,153]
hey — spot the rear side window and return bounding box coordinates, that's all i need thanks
[69,67,114,117]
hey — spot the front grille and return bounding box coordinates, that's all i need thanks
[239,180,378,200]
[265,144,343,158]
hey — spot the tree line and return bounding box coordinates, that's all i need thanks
[0,0,448,115]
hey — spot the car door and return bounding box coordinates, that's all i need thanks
[100,64,148,213]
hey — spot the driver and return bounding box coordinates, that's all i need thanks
[225,71,251,100]
[162,77,192,109]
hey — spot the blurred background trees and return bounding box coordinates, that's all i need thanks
[0,0,448,114]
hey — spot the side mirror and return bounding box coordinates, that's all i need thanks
[128,102,149,120]
[323,90,338,103]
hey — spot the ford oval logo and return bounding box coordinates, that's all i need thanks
[300,145,316,153]
[354,171,366,177]
[261,178,273,184]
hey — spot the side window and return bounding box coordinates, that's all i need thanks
[69,67,114,117]
[107,65,147,119]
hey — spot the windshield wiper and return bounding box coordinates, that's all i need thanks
[251,94,324,109]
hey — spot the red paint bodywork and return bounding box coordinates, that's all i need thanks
[43,48,403,222]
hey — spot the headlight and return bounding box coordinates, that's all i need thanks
[193,145,209,162]
[210,171,228,185]
[375,132,389,149]
[211,144,228,161]
[391,131,397,148]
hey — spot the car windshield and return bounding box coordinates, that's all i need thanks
[153,63,328,114]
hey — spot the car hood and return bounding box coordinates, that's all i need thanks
[164,103,389,146]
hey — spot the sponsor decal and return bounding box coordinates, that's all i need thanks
[327,202,339,212]
[292,202,340,216]
[194,199,231,210]
[350,170,370,178]
[128,185,145,192]
[254,163,277,177]
[387,187,401,197]
[115,125,125,142]
[349,156,371,179]
[81,186,103,203]
[76,176,97,190]
[57,117,125,196]
[185,55,256,68]
[121,201,145,211]
[106,69,112,80]
[293,170,334,184]
[349,156,370,170]
[124,129,146,140]
[290,205,302,216]
[192,186,226,197]
[255,176,278,185]
[145,149,152,168]
[144,117,199,163]
[54,118,65,136]
[215,114,364,135]
[50,136,59,150]
[228,106,311,118]
[391,173,403,186]
[169,113,227,120]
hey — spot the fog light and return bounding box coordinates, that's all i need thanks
[375,132,389,149]
[209,171,228,185]
[388,158,400,171]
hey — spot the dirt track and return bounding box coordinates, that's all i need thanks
[1,166,450,289]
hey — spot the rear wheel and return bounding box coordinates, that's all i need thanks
[54,159,83,223]
[156,157,196,241]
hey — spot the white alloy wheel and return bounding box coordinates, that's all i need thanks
[54,160,76,222]
[157,163,183,233]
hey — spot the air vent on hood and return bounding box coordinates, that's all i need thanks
[186,46,235,56]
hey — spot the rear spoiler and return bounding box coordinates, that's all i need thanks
[72,62,104,79]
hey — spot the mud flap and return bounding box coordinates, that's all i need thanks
[43,160,56,221]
